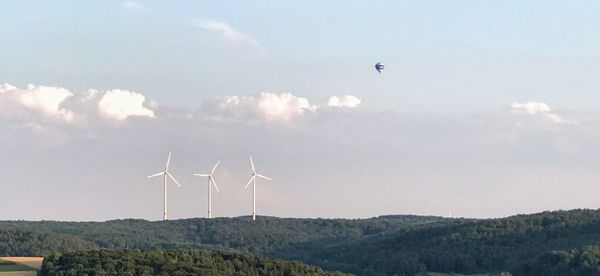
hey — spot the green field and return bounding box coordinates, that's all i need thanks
[0,259,36,272]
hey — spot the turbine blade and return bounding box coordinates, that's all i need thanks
[211,177,220,193]
[147,172,165,178]
[249,155,255,173]
[255,173,272,181]
[211,160,220,176]
[165,151,172,171]
[193,173,210,177]
[166,172,183,188]
[244,176,255,189]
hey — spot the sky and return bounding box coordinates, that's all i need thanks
[1,1,600,221]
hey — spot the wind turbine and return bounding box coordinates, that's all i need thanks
[193,160,221,219]
[244,155,272,220]
[147,151,183,220]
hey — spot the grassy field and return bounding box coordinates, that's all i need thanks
[0,259,35,271]
[0,258,41,276]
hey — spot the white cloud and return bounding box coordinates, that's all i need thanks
[328,95,362,108]
[98,89,155,121]
[215,93,364,122]
[0,83,17,93]
[193,18,260,49]
[1,84,75,122]
[219,92,318,122]
[511,101,568,124]
[0,84,156,128]
[257,93,318,121]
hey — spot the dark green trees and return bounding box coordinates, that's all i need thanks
[0,229,95,256]
[6,209,600,275]
[41,249,351,276]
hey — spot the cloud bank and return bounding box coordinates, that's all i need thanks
[1,83,362,129]
[216,92,360,122]
[0,84,156,127]
[1,83,599,221]
[219,93,317,122]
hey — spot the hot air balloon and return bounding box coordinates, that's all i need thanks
[375,62,384,74]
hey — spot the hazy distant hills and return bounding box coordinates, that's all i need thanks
[3,210,600,275]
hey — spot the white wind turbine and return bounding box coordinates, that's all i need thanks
[147,151,183,220]
[193,160,221,219]
[244,155,272,220]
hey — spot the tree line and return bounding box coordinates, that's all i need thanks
[41,248,350,276]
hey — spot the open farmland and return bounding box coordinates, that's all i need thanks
[0,257,41,276]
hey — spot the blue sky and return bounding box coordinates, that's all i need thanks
[2,1,598,111]
[1,1,600,220]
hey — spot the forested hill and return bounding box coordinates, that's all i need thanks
[4,210,600,275]
[313,209,600,275]
[41,249,351,275]
[0,215,449,255]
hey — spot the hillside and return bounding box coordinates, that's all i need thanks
[313,209,600,275]
[0,229,95,256]
[0,215,447,256]
[40,249,349,276]
[3,210,600,275]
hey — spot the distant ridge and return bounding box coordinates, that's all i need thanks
[3,209,600,275]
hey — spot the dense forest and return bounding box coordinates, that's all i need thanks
[4,209,600,275]
[0,229,95,256]
[41,249,350,275]
[0,215,448,257]
[308,209,600,275]
[513,245,600,276]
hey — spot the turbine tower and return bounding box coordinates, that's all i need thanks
[244,155,272,220]
[193,160,221,219]
[147,151,183,220]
